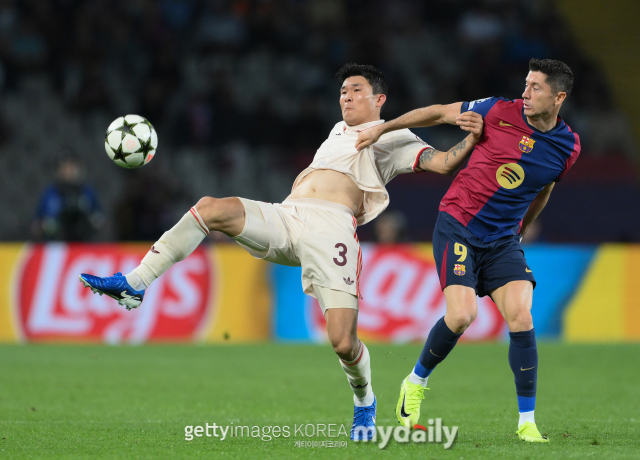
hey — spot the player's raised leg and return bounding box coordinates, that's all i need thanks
[79,197,246,309]
[319,287,376,441]
[131,196,245,288]
[397,285,475,427]
[491,280,548,443]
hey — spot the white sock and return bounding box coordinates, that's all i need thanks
[518,410,535,427]
[130,207,209,288]
[125,272,145,291]
[408,370,428,387]
[339,341,374,407]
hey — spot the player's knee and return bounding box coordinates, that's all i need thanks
[507,308,533,332]
[196,196,245,235]
[196,196,235,230]
[447,308,477,334]
[330,336,358,360]
[195,196,219,225]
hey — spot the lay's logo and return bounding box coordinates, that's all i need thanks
[16,244,212,344]
[307,245,506,342]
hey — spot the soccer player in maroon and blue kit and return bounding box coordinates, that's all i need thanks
[355,59,579,442]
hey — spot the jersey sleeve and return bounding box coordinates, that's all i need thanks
[555,131,581,182]
[391,129,433,175]
[460,96,504,117]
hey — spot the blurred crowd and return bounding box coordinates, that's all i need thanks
[0,0,636,241]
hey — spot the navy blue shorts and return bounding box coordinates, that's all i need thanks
[433,211,536,297]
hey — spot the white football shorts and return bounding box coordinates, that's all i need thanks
[234,197,362,299]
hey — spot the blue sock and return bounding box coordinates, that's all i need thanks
[414,317,462,378]
[413,361,433,378]
[517,396,536,412]
[508,328,537,412]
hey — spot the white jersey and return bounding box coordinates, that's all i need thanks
[292,120,432,225]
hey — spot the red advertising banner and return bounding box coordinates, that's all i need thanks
[308,244,506,342]
[16,243,212,343]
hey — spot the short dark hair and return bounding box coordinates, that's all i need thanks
[529,58,574,97]
[56,149,80,168]
[336,62,388,101]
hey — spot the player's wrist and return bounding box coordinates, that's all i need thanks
[378,122,392,135]
[468,132,481,145]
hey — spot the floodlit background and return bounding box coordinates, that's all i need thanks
[0,1,639,458]
[1,0,638,343]
[0,0,638,243]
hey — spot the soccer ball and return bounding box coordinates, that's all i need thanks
[105,114,158,168]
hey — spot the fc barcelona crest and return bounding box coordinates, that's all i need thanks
[519,135,535,153]
[454,264,466,276]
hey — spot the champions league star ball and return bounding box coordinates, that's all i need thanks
[105,114,158,168]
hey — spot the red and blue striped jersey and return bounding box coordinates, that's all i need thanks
[439,97,580,242]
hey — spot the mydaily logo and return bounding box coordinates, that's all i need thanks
[184,419,458,450]
[353,418,458,449]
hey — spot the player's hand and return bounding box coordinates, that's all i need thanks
[355,125,384,151]
[456,111,484,143]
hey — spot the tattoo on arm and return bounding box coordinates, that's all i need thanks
[444,139,467,165]
[416,147,440,171]
[416,138,469,172]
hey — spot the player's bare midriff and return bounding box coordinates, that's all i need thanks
[287,169,364,215]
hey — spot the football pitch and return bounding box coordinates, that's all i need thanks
[1,342,638,459]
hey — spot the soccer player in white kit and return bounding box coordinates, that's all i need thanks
[80,63,484,441]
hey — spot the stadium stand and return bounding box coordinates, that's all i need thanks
[0,0,637,242]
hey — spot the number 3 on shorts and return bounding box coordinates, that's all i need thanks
[333,243,347,266]
[454,243,467,262]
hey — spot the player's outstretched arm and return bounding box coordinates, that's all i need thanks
[355,102,463,151]
[521,183,555,239]
[415,111,484,175]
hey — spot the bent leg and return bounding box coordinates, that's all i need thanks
[491,280,534,332]
[319,286,374,406]
[131,197,245,289]
[325,307,360,361]
[443,284,479,334]
[411,285,477,385]
[195,196,245,236]
[491,280,537,426]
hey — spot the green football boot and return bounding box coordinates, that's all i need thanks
[516,421,550,443]
[396,376,428,428]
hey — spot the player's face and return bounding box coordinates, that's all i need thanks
[58,161,82,184]
[340,76,385,126]
[522,71,564,119]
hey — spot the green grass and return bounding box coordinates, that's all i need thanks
[1,342,638,459]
